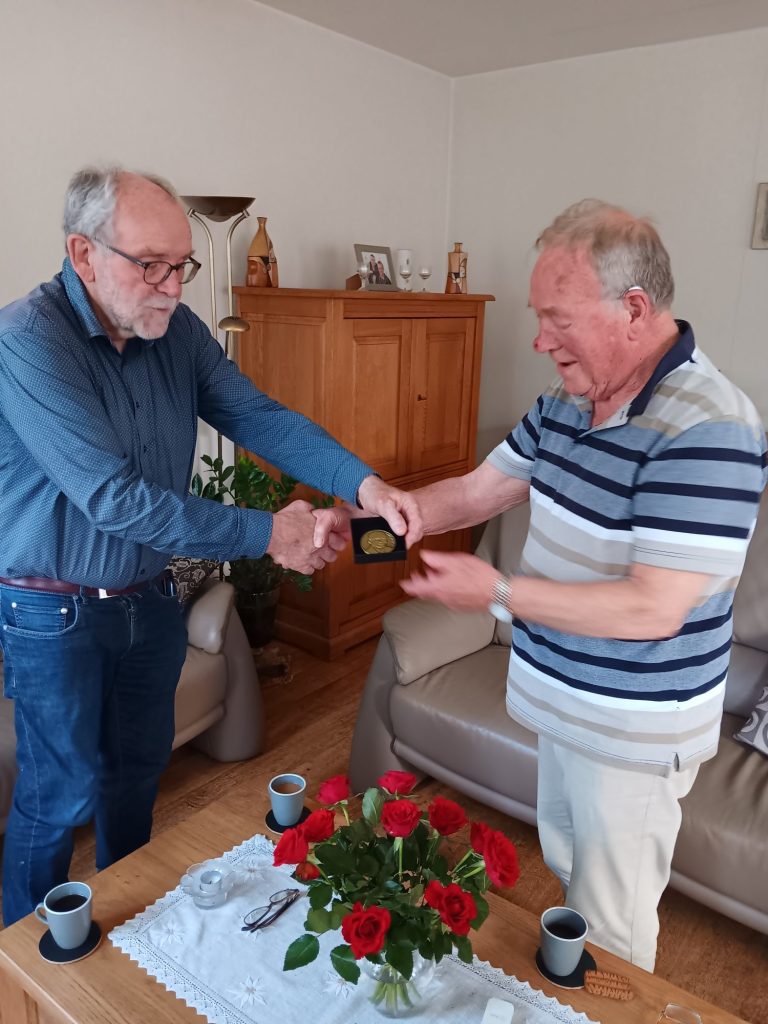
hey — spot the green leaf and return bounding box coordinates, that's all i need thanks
[362,787,384,825]
[306,907,333,934]
[329,902,347,929]
[471,893,489,929]
[330,944,360,983]
[309,882,333,910]
[201,454,214,467]
[455,935,473,963]
[385,942,413,980]
[316,845,355,875]
[283,934,320,971]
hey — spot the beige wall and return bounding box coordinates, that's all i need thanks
[449,29,768,457]
[0,0,452,461]
[0,0,451,312]
[2,7,767,466]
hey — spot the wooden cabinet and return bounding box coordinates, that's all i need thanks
[234,287,493,659]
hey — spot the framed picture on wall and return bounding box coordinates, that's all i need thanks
[751,183,768,249]
[354,244,399,290]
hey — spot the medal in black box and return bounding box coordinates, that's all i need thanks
[351,516,407,564]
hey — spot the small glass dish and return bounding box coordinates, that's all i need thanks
[180,859,235,909]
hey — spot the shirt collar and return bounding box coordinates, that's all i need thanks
[626,319,695,417]
[61,257,110,340]
[60,256,160,348]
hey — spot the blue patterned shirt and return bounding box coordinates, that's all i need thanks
[0,259,373,588]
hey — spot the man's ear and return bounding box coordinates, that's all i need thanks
[67,234,97,283]
[624,288,651,336]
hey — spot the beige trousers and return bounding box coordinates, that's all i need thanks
[537,736,699,972]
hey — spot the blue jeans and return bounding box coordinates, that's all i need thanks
[0,582,187,925]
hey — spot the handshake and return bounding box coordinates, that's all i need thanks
[265,476,423,576]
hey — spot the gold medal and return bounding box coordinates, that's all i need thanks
[360,529,397,555]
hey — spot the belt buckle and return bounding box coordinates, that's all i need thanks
[98,588,110,599]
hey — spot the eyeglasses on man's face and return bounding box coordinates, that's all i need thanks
[241,888,303,932]
[94,239,201,285]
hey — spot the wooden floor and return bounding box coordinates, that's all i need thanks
[4,637,767,1022]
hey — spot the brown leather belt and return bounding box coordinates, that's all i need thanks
[0,573,169,599]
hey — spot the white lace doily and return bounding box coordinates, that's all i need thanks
[109,833,599,1024]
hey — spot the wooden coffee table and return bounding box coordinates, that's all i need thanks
[0,778,749,1024]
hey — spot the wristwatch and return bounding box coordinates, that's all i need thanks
[488,574,513,623]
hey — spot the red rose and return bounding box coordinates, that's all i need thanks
[380,799,422,838]
[424,880,477,936]
[273,827,309,866]
[427,796,467,836]
[470,821,492,856]
[377,770,418,795]
[341,902,392,959]
[424,880,446,910]
[301,808,335,843]
[482,829,520,888]
[316,775,351,805]
[294,860,320,882]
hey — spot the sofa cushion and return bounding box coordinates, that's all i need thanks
[172,647,227,747]
[673,712,768,916]
[732,490,768,652]
[733,686,768,755]
[389,645,538,810]
[723,642,768,718]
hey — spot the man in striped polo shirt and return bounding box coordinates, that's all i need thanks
[402,199,766,971]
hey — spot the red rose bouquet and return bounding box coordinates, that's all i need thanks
[275,771,520,1013]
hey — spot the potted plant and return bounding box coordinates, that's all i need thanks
[191,454,320,647]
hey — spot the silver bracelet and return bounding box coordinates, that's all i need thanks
[488,574,513,623]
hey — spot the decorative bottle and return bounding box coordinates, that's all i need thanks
[445,242,468,294]
[246,217,278,287]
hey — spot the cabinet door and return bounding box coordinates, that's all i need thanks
[330,318,413,479]
[409,317,476,474]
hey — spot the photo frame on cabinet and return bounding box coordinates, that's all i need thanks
[751,183,768,249]
[354,244,399,290]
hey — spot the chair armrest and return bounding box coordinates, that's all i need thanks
[185,579,235,655]
[382,599,495,686]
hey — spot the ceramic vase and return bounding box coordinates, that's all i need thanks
[444,242,468,294]
[246,216,279,287]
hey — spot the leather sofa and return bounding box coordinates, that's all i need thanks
[350,495,768,936]
[0,578,263,835]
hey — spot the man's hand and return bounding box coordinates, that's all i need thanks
[312,505,352,551]
[400,550,499,610]
[357,475,423,546]
[266,500,341,574]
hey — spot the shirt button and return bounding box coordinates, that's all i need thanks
[139,569,146,575]
[143,445,148,453]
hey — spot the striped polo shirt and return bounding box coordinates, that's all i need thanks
[487,322,767,774]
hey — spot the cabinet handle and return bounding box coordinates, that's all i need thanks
[417,393,427,401]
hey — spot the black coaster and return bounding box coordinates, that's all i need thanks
[39,921,102,964]
[351,516,406,564]
[265,806,311,835]
[535,947,596,990]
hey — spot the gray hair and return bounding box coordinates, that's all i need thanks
[536,199,675,310]
[62,165,179,244]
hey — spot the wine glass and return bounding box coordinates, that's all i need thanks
[398,262,412,292]
[357,261,369,289]
[418,265,432,291]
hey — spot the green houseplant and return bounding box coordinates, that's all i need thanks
[191,454,318,647]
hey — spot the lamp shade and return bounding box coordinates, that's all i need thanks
[180,196,254,221]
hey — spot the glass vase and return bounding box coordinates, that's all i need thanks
[359,953,437,1018]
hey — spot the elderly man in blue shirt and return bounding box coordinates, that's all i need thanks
[0,167,421,925]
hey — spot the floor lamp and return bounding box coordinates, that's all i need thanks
[180,195,254,463]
